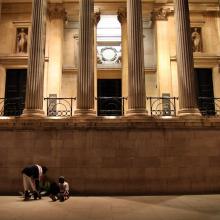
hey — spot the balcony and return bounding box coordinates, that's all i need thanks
[0,96,220,118]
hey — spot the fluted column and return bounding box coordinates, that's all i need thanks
[126,0,147,116]
[118,9,128,113]
[94,12,100,113]
[0,0,2,20]
[175,0,201,117]
[22,0,47,117]
[75,0,95,116]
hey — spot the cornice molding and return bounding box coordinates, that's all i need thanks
[0,55,49,66]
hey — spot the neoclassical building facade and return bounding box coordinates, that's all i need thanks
[0,0,220,194]
[0,0,219,117]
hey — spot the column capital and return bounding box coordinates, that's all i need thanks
[151,8,171,21]
[117,9,127,24]
[94,11,101,25]
[48,3,67,21]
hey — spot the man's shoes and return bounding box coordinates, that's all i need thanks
[24,191,31,200]
[50,195,57,201]
[33,191,41,200]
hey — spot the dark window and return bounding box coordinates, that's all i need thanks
[195,68,215,116]
[4,69,27,116]
[97,79,122,116]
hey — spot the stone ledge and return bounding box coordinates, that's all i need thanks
[0,116,220,130]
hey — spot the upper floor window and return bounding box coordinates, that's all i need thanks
[97,15,121,66]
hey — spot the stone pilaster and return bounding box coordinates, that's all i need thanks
[126,0,147,116]
[47,4,66,98]
[22,0,47,117]
[118,9,128,113]
[74,0,95,116]
[175,0,201,117]
[152,8,172,96]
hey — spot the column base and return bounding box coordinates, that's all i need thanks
[74,109,96,117]
[178,108,201,118]
[125,108,149,117]
[21,109,45,118]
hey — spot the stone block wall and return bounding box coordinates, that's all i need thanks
[0,118,220,195]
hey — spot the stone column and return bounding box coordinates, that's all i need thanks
[152,8,172,97]
[0,0,2,20]
[126,0,147,116]
[94,12,100,113]
[175,0,201,117]
[22,0,47,117]
[118,9,128,114]
[75,0,95,116]
[0,66,6,114]
[47,4,66,98]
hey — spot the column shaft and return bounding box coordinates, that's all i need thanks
[75,0,95,116]
[118,10,128,114]
[175,0,200,116]
[127,0,147,116]
[22,0,47,117]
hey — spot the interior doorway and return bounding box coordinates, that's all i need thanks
[195,68,215,115]
[4,69,27,116]
[97,79,122,116]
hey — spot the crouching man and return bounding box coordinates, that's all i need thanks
[21,164,48,200]
[50,176,69,202]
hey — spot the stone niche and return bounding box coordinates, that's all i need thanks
[16,27,28,54]
[191,27,203,53]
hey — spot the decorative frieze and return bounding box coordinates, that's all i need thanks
[48,4,67,21]
[151,8,171,21]
[117,9,127,24]
[94,11,101,25]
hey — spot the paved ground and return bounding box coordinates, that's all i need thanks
[1,195,220,220]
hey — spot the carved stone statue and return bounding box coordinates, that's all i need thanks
[17,28,28,53]
[191,27,201,52]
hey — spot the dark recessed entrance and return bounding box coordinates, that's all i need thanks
[4,69,27,116]
[97,79,122,116]
[195,68,215,116]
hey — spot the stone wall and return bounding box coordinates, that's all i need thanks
[0,117,220,195]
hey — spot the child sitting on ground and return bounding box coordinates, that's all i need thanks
[50,176,69,202]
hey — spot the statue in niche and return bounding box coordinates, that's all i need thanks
[17,28,28,53]
[191,27,202,52]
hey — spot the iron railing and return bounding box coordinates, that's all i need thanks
[1,96,220,118]
[44,97,76,117]
[198,97,220,116]
[0,97,25,116]
[96,97,127,116]
[146,97,179,117]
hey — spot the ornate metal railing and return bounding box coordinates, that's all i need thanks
[198,97,220,116]
[1,96,220,118]
[0,97,25,116]
[96,97,127,116]
[146,97,179,117]
[44,97,76,117]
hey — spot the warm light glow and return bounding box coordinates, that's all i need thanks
[97,15,121,42]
